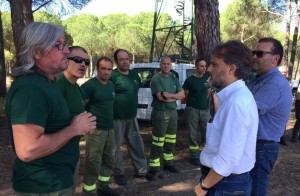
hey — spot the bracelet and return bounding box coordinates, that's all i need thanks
[200,178,210,191]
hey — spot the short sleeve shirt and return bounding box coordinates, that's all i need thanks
[183,74,209,110]
[150,72,182,110]
[81,77,115,130]
[5,73,77,193]
[56,72,86,117]
[109,69,141,119]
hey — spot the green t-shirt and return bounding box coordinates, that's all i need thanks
[150,72,182,110]
[81,77,115,129]
[109,69,141,119]
[5,73,78,193]
[56,72,86,117]
[183,74,209,110]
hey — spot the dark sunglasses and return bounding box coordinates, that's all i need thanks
[252,50,275,58]
[67,56,90,66]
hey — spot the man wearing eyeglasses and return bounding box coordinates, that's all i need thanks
[56,46,90,194]
[56,46,90,116]
[248,37,292,196]
[5,22,96,195]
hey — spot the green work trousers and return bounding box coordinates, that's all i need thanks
[113,118,147,176]
[149,109,178,170]
[185,106,210,159]
[83,129,115,192]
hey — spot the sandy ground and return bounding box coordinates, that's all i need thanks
[1,113,300,196]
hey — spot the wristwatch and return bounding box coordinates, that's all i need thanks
[200,178,210,191]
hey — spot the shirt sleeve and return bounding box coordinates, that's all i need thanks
[150,75,163,95]
[10,85,49,127]
[252,82,281,115]
[182,77,190,90]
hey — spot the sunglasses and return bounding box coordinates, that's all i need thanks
[252,50,275,58]
[67,56,90,66]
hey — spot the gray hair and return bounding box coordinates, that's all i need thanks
[12,22,65,77]
[159,56,172,64]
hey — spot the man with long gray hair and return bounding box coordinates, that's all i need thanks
[5,22,96,195]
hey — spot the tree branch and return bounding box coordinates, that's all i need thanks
[243,34,256,43]
[32,0,53,13]
[261,9,284,17]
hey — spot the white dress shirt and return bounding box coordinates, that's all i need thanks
[200,80,259,177]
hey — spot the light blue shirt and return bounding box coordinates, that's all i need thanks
[248,68,292,142]
[200,80,259,176]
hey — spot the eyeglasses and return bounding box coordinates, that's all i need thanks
[53,42,69,51]
[67,56,90,66]
[252,50,275,58]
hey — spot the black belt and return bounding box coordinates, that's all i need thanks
[257,139,276,144]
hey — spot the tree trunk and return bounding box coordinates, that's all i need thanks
[290,0,300,79]
[194,0,220,62]
[0,11,7,97]
[9,0,33,67]
[294,56,300,79]
[284,0,291,69]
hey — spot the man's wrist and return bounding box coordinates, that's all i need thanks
[161,91,167,99]
[200,178,210,191]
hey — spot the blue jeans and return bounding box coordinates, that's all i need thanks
[202,173,252,195]
[250,142,279,196]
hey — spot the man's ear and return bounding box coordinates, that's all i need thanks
[273,54,280,65]
[229,64,237,73]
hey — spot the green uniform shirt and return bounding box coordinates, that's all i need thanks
[56,72,86,117]
[109,69,141,120]
[151,72,182,111]
[5,73,77,193]
[183,74,209,110]
[81,77,115,130]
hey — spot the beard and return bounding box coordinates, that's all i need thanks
[209,76,225,89]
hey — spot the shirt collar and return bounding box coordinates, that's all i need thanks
[217,80,245,104]
[255,67,278,82]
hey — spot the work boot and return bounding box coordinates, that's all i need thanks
[163,164,180,173]
[145,168,165,180]
[98,186,119,196]
[134,172,156,181]
[82,189,97,196]
[114,174,127,186]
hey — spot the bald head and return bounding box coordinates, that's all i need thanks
[279,65,289,79]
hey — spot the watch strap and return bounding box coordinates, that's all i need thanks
[200,178,210,191]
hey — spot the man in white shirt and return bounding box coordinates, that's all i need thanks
[194,40,259,196]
